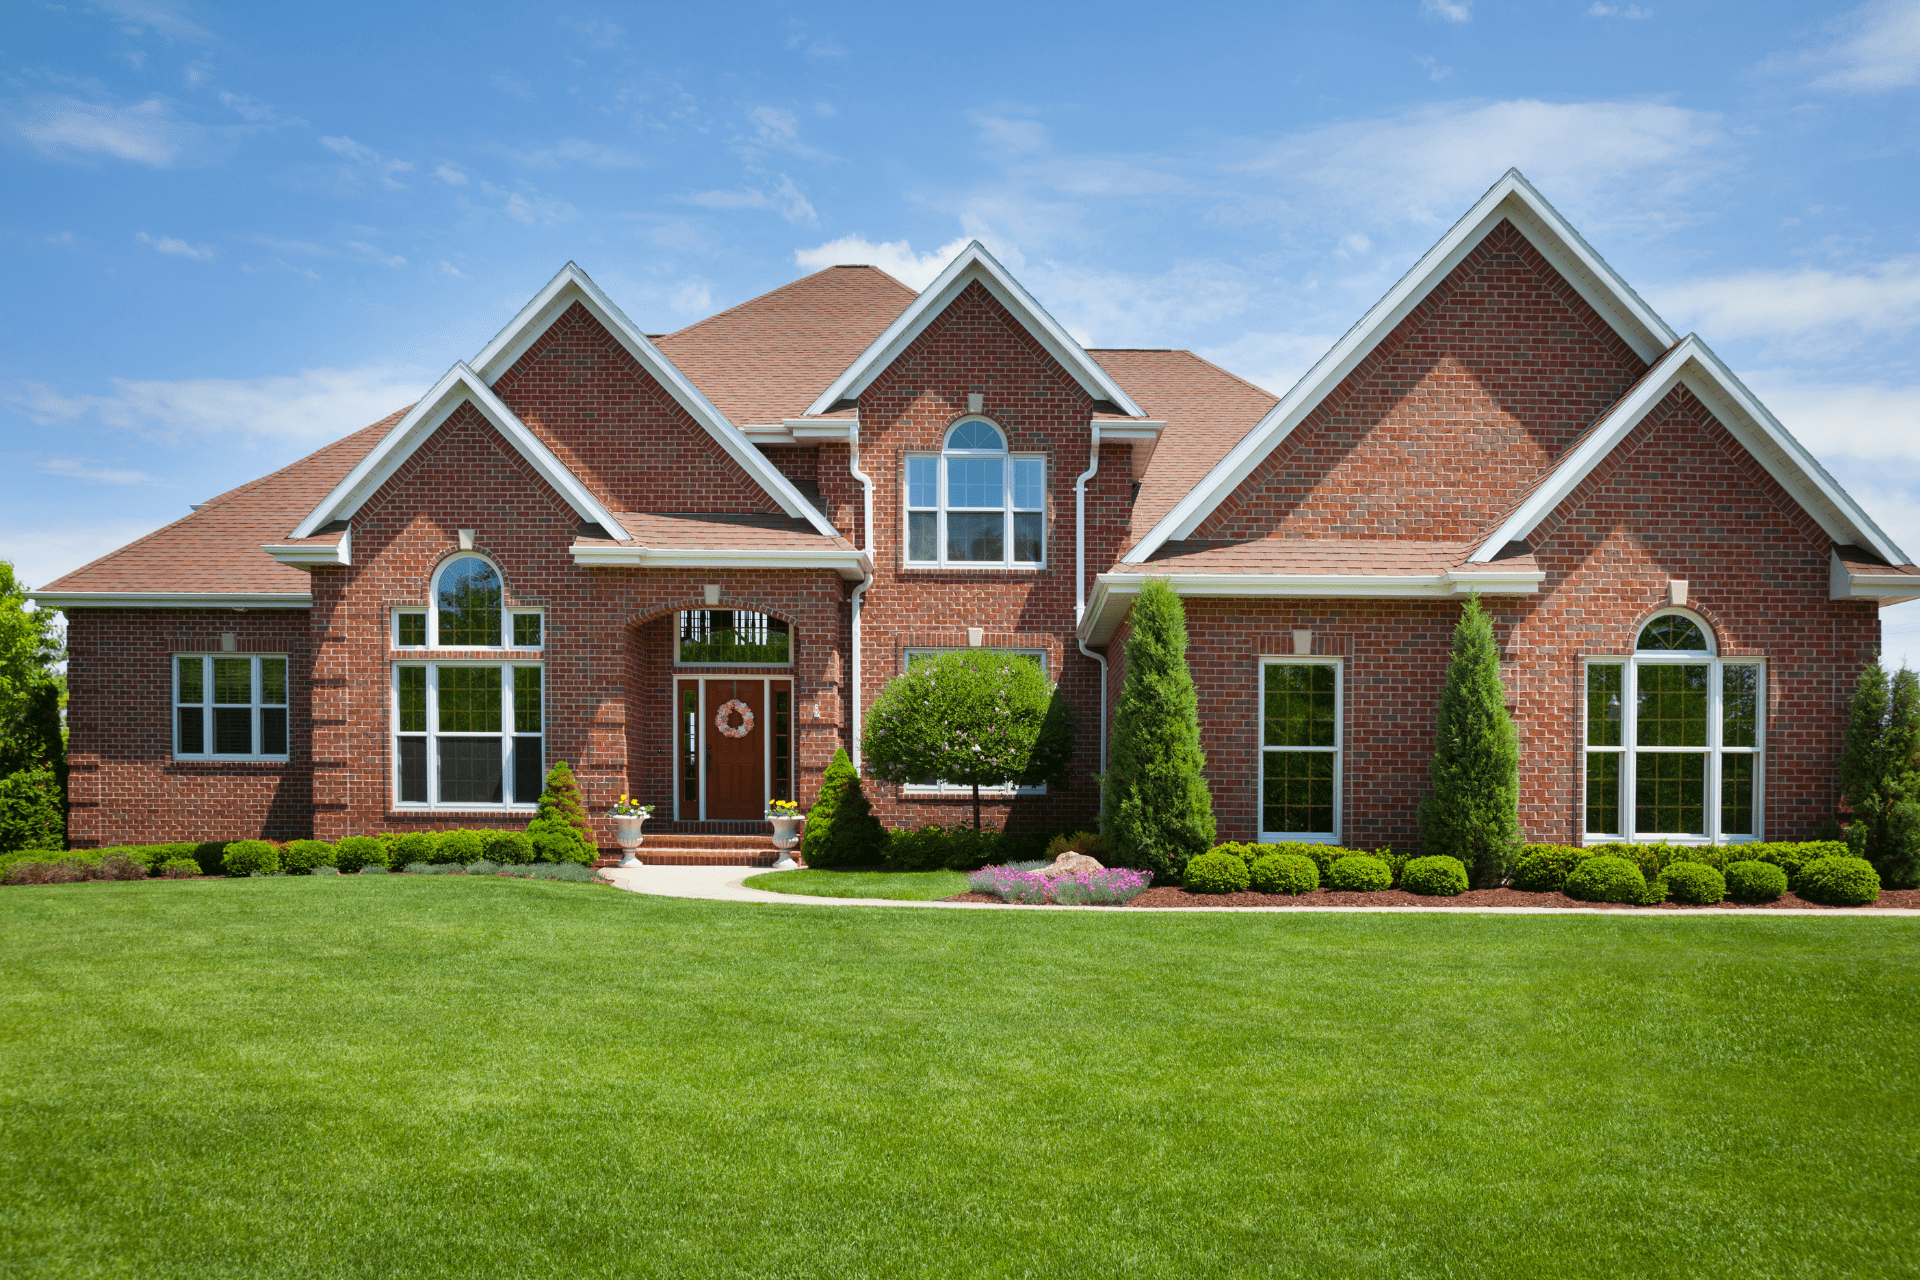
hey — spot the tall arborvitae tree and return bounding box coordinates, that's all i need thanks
[801,746,887,868]
[1838,663,1920,888]
[1103,579,1214,881]
[1419,594,1521,887]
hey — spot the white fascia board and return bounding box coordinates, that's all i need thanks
[469,263,838,537]
[262,524,351,569]
[29,591,313,610]
[1094,421,1166,440]
[1830,550,1920,604]
[804,241,1146,417]
[290,363,631,541]
[1470,337,1909,565]
[1123,169,1681,563]
[785,419,853,440]
[1077,568,1543,645]
[572,543,873,582]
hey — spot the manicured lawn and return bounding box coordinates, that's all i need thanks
[742,867,968,899]
[2,878,1916,1278]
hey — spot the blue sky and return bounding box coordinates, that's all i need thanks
[5,0,1919,663]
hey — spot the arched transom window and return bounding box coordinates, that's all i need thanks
[904,418,1046,567]
[1583,610,1763,844]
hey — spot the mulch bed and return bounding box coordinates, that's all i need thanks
[947,886,1920,910]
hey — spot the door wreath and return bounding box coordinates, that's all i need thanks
[714,699,756,738]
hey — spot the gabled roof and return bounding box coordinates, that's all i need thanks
[804,241,1147,417]
[655,266,917,425]
[1469,335,1912,565]
[466,262,838,536]
[289,363,633,541]
[1121,168,1680,564]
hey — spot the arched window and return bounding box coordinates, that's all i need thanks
[903,418,1045,567]
[391,555,543,650]
[1583,610,1762,844]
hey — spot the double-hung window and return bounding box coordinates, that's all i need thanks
[1259,658,1341,842]
[173,654,289,760]
[905,419,1045,567]
[1583,611,1763,844]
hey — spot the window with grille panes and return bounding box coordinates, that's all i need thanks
[1259,658,1341,842]
[904,419,1045,568]
[173,655,289,760]
[393,554,542,651]
[393,663,544,808]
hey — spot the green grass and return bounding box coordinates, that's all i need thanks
[2,878,1916,1279]
[741,867,968,899]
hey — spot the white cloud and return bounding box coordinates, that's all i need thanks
[6,365,429,446]
[1422,0,1472,21]
[1415,54,1454,82]
[10,95,209,167]
[1196,330,1342,399]
[437,260,464,277]
[793,234,973,290]
[1024,259,1258,348]
[135,230,214,260]
[671,279,714,314]
[40,458,173,486]
[1806,0,1920,91]
[1743,373,1920,466]
[98,0,216,42]
[0,518,178,595]
[215,90,276,123]
[502,138,643,169]
[685,175,817,226]
[345,240,406,268]
[1588,3,1654,16]
[320,134,413,188]
[560,15,626,48]
[502,189,575,225]
[433,162,469,185]
[1656,258,1920,352]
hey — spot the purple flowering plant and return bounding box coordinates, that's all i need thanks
[966,863,1152,906]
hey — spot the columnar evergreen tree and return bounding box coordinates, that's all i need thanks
[526,760,597,863]
[1838,663,1920,888]
[1103,579,1214,881]
[1418,594,1521,887]
[800,747,887,868]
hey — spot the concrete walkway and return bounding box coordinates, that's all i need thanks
[599,863,1920,916]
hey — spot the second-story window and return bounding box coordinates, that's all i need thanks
[905,419,1045,568]
[393,555,542,650]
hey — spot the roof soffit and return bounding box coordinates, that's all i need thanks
[803,241,1146,417]
[1121,168,1682,563]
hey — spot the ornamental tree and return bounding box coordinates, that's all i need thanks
[1418,594,1521,887]
[863,650,1073,830]
[1102,579,1215,881]
[1837,662,1920,888]
[526,760,597,864]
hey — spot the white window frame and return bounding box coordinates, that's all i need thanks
[391,660,545,810]
[1582,610,1764,846]
[899,647,1051,795]
[1257,656,1343,844]
[903,417,1047,570]
[674,609,793,668]
[172,653,291,762]
[395,554,542,650]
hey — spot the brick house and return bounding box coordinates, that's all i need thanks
[36,170,1920,856]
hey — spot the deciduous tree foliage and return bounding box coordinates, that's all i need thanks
[1838,663,1920,888]
[1419,595,1522,887]
[526,760,597,864]
[863,650,1073,831]
[1103,580,1214,880]
[800,746,886,868]
[0,563,65,851]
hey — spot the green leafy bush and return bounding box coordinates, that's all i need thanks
[281,840,337,874]
[1250,852,1318,895]
[1725,860,1788,903]
[157,857,199,879]
[1660,861,1727,905]
[1743,841,1848,890]
[191,842,230,875]
[222,841,280,877]
[1797,855,1881,906]
[1401,855,1469,897]
[1513,845,1580,892]
[1182,850,1250,894]
[1837,663,1920,889]
[388,832,435,866]
[1328,855,1392,892]
[1103,580,1215,881]
[0,765,64,853]
[525,761,598,864]
[334,836,386,873]
[1564,855,1645,903]
[484,830,535,866]
[96,850,146,880]
[1210,841,1404,885]
[802,747,887,869]
[434,829,487,864]
[884,824,1018,873]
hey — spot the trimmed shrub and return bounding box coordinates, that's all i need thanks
[884,824,1017,873]
[334,836,386,873]
[1212,842,1406,885]
[1250,852,1318,895]
[1660,861,1727,905]
[191,842,229,875]
[1744,841,1848,890]
[526,761,598,864]
[1726,860,1788,903]
[388,832,435,866]
[222,840,280,877]
[1182,850,1250,894]
[1328,855,1393,892]
[157,857,199,879]
[1401,855,1469,897]
[1797,855,1881,906]
[1514,845,1580,893]
[281,840,337,874]
[802,747,887,869]
[1564,855,1645,903]
[142,843,200,874]
[435,829,487,864]
[484,830,535,866]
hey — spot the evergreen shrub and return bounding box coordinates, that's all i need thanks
[389,832,435,865]
[1401,855,1469,897]
[0,765,64,854]
[526,761,598,864]
[1419,596,1522,887]
[1328,855,1392,892]
[884,824,1017,872]
[1103,580,1215,880]
[802,747,887,868]
[1514,845,1580,892]
[1250,852,1318,895]
[222,841,280,876]
[435,829,487,864]
[334,836,386,873]
[1797,855,1881,906]
[1836,664,1920,889]
[1660,861,1727,905]
[191,842,229,875]
[281,840,337,874]
[1726,860,1788,903]
[484,830,535,866]
[1564,855,1645,903]
[1182,850,1250,894]
[157,857,199,878]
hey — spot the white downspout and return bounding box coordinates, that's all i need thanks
[848,413,875,768]
[1073,423,1109,781]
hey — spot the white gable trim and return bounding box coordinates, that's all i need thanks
[469,263,837,537]
[803,241,1146,417]
[1469,336,1910,565]
[1830,550,1920,605]
[289,363,631,540]
[1122,169,1680,563]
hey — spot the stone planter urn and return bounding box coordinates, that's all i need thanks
[767,812,804,870]
[614,812,647,868]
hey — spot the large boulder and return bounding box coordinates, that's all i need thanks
[1041,851,1105,877]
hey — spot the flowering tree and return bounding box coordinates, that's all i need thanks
[863,650,1074,830]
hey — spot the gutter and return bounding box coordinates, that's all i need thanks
[847,412,875,769]
[1073,422,1110,782]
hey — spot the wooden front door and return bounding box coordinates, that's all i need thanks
[704,680,764,820]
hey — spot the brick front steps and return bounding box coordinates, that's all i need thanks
[592,831,783,869]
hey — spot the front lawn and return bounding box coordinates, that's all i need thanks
[1,878,1915,1278]
[742,867,967,899]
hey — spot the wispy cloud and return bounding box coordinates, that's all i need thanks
[794,234,972,290]
[1415,54,1454,82]
[433,161,469,185]
[1656,258,1920,354]
[1422,0,1472,22]
[215,90,277,123]
[320,134,413,188]
[135,230,214,260]
[784,19,847,58]
[559,15,626,49]
[1799,0,1920,91]
[9,95,213,167]
[1745,373,1920,466]
[494,185,576,226]
[40,458,174,486]
[0,517,179,594]
[687,175,818,226]
[97,0,216,42]
[501,137,644,169]
[1588,3,1654,16]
